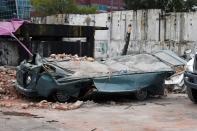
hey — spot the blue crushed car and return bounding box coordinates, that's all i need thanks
[16,51,185,102]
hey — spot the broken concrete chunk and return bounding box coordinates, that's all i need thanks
[21,103,29,109]
[87,57,95,62]
[0,88,6,94]
[52,101,83,110]
[0,102,12,108]
[52,104,69,110]
[69,101,84,110]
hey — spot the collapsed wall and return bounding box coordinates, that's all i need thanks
[31,10,197,58]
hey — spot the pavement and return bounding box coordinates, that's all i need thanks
[0,94,197,131]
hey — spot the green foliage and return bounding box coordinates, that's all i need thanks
[185,0,197,11]
[124,0,197,12]
[168,0,185,12]
[31,0,96,16]
[76,6,97,14]
[126,0,158,10]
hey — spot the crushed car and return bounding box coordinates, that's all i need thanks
[16,50,186,102]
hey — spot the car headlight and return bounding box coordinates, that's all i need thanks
[185,76,189,81]
[26,75,32,85]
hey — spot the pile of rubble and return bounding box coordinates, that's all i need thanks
[0,100,84,111]
[165,66,186,94]
[20,100,84,110]
[0,66,19,100]
[49,53,95,62]
[0,66,84,110]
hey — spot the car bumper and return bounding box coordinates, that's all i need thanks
[15,81,38,97]
[184,71,197,90]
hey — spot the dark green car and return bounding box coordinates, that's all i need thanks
[16,51,185,102]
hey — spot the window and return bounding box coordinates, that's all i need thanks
[0,0,30,20]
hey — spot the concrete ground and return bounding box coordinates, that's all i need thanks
[0,94,197,131]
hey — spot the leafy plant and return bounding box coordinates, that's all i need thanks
[31,0,96,16]
[124,0,197,12]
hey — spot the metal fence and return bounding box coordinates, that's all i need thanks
[0,0,31,20]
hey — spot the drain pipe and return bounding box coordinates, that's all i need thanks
[122,24,132,55]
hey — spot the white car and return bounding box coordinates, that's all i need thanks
[184,56,197,103]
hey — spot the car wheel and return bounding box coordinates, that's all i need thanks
[135,88,147,101]
[53,91,71,103]
[187,87,197,103]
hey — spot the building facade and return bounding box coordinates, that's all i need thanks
[76,0,125,12]
[0,0,31,20]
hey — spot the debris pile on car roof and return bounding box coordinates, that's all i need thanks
[48,53,95,62]
[0,66,19,100]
